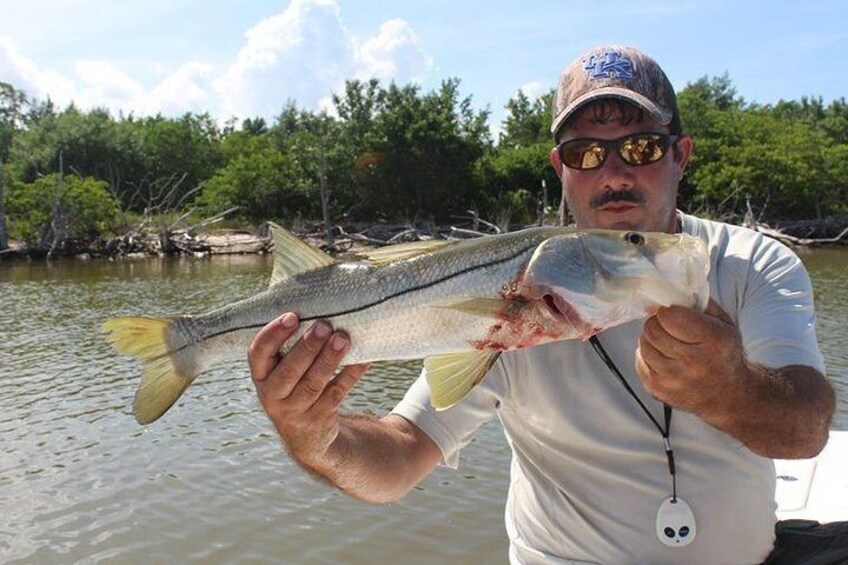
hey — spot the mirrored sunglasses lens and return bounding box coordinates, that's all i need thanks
[562,142,606,169]
[620,134,667,165]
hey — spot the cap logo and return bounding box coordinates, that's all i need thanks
[583,51,634,81]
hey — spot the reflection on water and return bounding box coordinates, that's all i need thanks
[0,248,845,563]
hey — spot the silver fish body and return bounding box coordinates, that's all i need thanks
[104,224,709,424]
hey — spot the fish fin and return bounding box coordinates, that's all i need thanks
[268,222,337,287]
[102,316,196,425]
[430,297,519,319]
[424,350,501,410]
[358,239,455,267]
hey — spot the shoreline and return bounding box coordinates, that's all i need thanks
[2,216,847,261]
[0,228,274,261]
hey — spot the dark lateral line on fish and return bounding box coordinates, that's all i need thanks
[192,241,542,345]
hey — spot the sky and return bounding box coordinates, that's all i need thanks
[1,0,846,135]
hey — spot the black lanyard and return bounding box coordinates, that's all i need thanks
[589,334,679,501]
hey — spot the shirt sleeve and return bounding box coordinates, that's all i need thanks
[390,358,507,469]
[736,236,826,373]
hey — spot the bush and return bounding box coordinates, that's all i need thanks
[6,173,121,245]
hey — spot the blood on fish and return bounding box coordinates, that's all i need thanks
[474,306,569,351]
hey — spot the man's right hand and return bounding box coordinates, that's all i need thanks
[248,312,370,467]
[249,312,441,504]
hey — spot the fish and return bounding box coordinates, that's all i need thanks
[103,223,710,425]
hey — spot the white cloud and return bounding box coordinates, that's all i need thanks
[214,0,354,119]
[0,0,433,122]
[356,19,432,83]
[518,81,545,100]
[0,36,76,105]
[317,94,339,118]
[214,0,432,121]
[74,60,146,111]
[150,62,215,116]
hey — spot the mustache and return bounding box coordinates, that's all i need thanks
[590,189,646,209]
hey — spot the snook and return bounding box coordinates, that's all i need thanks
[103,224,710,425]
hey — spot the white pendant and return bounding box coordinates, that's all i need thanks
[656,496,696,547]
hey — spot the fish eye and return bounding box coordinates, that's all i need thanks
[624,232,645,246]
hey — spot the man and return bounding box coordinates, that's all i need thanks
[248,45,835,563]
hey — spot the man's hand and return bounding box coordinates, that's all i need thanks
[635,300,833,458]
[248,313,441,503]
[249,312,370,466]
[635,299,744,417]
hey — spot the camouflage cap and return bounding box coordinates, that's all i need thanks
[551,45,678,140]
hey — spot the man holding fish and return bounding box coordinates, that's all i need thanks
[248,45,835,563]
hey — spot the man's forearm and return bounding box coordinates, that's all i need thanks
[292,413,441,504]
[702,364,835,459]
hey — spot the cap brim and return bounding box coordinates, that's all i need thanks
[551,87,672,140]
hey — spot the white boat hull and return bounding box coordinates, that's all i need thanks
[775,430,848,523]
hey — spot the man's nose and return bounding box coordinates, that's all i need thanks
[599,150,637,189]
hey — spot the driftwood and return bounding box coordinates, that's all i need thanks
[743,200,848,247]
[752,224,848,247]
[171,230,272,256]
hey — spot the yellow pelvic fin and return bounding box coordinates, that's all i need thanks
[268,222,337,287]
[424,350,501,410]
[102,316,193,425]
[357,239,455,267]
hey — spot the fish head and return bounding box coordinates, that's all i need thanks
[520,230,710,337]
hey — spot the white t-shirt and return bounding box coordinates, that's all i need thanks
[391,213,826,565]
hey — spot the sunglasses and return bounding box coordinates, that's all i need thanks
[557,132,677,170]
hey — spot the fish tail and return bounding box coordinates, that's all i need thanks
[102,316,198,425]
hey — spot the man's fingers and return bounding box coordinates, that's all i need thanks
[285,329,351,408]
[650,300,736,350]
[642,314,694,361]
[653,300,735,346]
[638,330,670,367]
[248,312,299,382]
[651,306,702,343]
[634,344,661,394]
[258,320,332,400]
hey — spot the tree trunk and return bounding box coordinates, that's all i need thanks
[0,158,7,251]
[319,150,334,248]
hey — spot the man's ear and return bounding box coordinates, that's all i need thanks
[674,135,693,175]
[549,147,563,180]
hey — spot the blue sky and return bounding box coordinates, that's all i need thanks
[1,0,846,134]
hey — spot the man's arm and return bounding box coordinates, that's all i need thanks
[636,301,835,459]
[249,313,442,503]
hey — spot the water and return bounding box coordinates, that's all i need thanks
[1,248,846,564]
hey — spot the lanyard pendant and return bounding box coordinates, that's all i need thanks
[656,496,697,547]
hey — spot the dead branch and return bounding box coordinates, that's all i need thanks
[182,206,240,236]
[754,224,848,247]
[337,226,393,246]
[449,227,489,239]
[465,209,502,234]
[387,228,420,243]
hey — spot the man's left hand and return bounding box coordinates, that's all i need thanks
[635,299,746,417]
